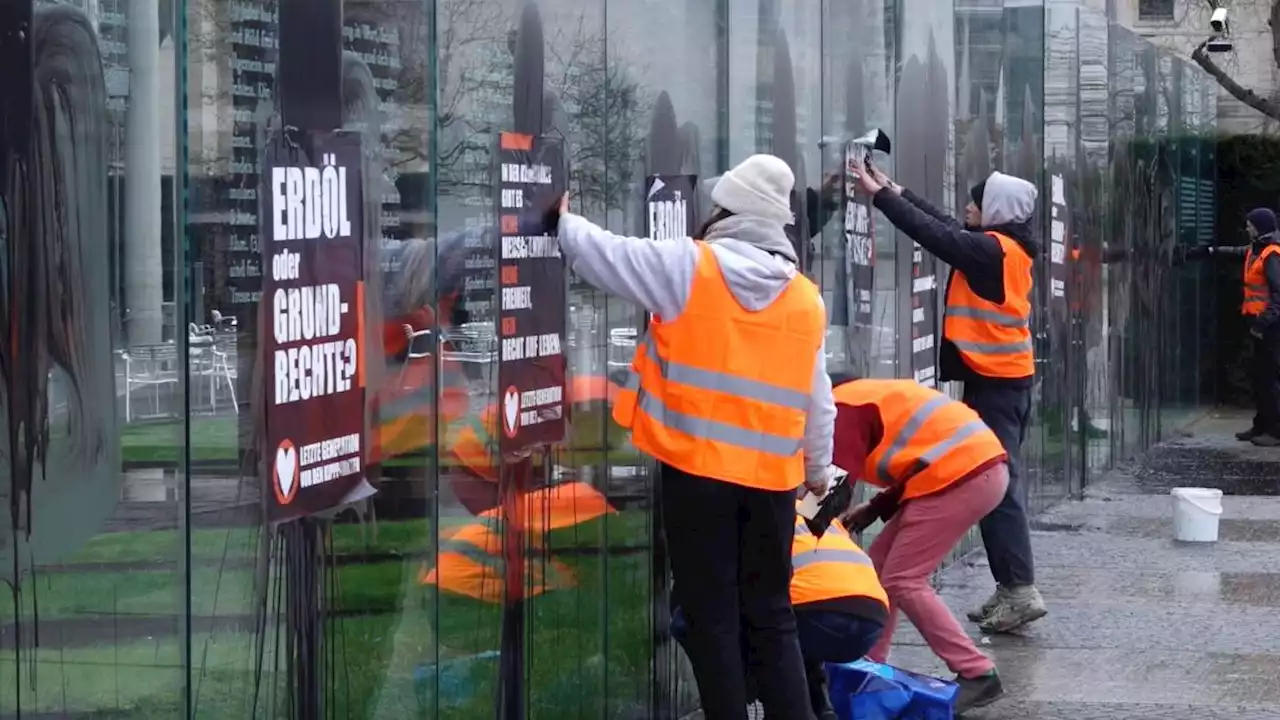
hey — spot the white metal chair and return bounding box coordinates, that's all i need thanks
[189,341,239,415]
[122,342,180,422]
[399,323,434,390]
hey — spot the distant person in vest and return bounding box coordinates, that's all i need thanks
[550,154,838,720]
[1177,207,1280,446]
[670,507,888,720]
[830,374,1009,714]
[851,163,1047,635]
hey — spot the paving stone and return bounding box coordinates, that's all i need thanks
[882,412,1280,719]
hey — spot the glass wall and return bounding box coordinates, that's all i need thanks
[0,0,1220,717]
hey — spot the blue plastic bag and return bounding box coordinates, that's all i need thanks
[826,659,958,720]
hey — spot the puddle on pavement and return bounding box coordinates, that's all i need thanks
[1135,448,1279,495]
[1107,517,1280,543]
[1034,568,1280,607]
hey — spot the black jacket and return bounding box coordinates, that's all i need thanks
[873,187,1039,388]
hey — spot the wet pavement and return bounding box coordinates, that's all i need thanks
[886,410,1280,719]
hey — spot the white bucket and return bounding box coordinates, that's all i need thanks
[1171,487,1224,543]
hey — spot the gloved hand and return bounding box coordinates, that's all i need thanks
[1251,326,1264,339]
[840,501,878,533]
[545,192,568,232]
[803,465,841,498]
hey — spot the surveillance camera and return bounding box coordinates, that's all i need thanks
[1206,37,1234,53]
[1210,7,1228,33]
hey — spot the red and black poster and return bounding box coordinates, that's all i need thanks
[644,175,699,240]
[495,131,568,454]
[261,131,367,521]
[843,144,876,330]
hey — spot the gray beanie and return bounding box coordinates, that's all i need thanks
[710,154,795,226]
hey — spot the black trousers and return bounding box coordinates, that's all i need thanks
[670,606,883,717]
[1252,333,1280,435]
[962,383,1036,587]
[661,463,813,720]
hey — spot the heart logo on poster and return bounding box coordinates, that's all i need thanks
[274,441,299,505]
[502,386,520,439]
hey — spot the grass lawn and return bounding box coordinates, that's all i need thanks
[120,407,638,469]
[0,513,659,718]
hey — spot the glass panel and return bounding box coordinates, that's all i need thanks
[0,0,1223,715]
[601,0,725,715]
[1038,0,1078,510]
[1078,6,1112,480]
[2,0,186,715]
[182,0,438,716]
[824,0,897,381]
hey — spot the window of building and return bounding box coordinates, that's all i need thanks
[1138,0,1175,20]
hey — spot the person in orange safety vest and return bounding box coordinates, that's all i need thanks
[830,374,1011,715]
[1178,207,1280,446]
[550,154,838,720]
[852,164,1047,640]
[672,507,886,720]
[420,481,617,602]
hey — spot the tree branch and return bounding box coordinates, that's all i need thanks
[1190,38,1280,121]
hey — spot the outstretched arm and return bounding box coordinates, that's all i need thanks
[900,187,961,228]
[871,189,1004,282]
[1179,244,1250,263]
[557,213,698,320]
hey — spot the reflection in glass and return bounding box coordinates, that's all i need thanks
[0,0,1228,716]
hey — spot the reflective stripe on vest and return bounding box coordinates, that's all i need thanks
[874,395,989,486]
[423,520,573,602]
[790,516,889,607]
[943,231,1035,378]
[838,379,1008,500]
[1242,245,1280,316]
[612,242,824,491]
[792,548,875,570]
[619,337,808,457]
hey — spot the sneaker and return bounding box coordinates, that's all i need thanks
[978,585,1047,634]
[1237,428,1263,441]
[966,585,1007,622]
[1252,433,1280,447]
[954,670,1004,715]
[1082,422,1108,440]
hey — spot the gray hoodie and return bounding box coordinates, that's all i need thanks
[557,212,836,486]
[980,171,1038,228]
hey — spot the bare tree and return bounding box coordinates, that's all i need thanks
[1190,0,1280,121]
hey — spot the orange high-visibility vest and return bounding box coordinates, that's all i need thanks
[790,514,889,609]
[1242,244,1280,316]
[613,242,825,491]
[943,231,1034,378]
[448,405,501,482]
[834,379,1007,500]
[420,517,573,602]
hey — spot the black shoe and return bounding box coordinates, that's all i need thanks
[1237,428,1262,441]
[1251,433,1280,447]
[954,671,1004,715]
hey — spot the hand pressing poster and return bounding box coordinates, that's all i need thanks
[261,131,367,522]
[495,131,569,454]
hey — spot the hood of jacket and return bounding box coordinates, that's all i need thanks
[981,172,1036,226]
[978,171,1040,257]
[702,214,799,311]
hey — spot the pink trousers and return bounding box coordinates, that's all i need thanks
[865,463,1009,678]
